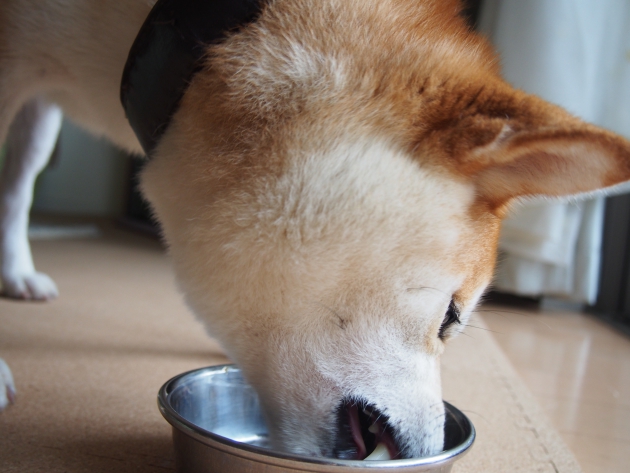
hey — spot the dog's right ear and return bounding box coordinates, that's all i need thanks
[421,80,630,215]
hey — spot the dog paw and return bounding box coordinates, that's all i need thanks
[2,271,59,301]
[0,358,16,411]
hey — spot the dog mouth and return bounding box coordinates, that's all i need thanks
[333,398,401,460]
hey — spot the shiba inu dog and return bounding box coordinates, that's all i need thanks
[1,0,630,460]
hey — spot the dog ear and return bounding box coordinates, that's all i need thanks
[472,123,630,212]
[424,82,630,214]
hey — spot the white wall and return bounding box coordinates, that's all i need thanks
[33,120,130,216]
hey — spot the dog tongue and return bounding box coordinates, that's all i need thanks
[347,404,394,461]
[348,404,367,459]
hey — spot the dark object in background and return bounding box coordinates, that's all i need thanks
[461,0,483,28]
[589,193,630,337]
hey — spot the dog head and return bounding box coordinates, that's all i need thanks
[141,0,630,460]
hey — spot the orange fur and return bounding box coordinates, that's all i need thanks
[3,0,630,458]
[139,0,630,457]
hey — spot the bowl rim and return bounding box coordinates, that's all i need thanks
[158,364,475,470]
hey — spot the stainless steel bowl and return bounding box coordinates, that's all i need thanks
[158,365,475,472]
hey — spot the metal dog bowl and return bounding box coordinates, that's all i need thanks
[158,365,475,472]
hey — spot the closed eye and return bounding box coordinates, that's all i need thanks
[438,300,460,339]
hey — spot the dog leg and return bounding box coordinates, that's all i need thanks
[0,357,16,410]
[0,97,63,300]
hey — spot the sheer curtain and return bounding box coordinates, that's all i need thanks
[479,0,630,304]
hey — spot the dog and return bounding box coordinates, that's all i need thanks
[1,0,630,460]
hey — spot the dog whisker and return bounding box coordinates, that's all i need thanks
[473,308,532,317]
[456,409,489,423]
[461,324,502,335]
[472,309,553,330]
[456,330,475,339]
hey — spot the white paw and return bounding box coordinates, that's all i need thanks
[2,271,59,300]
[0,358,16,411]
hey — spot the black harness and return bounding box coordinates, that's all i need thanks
[120,0,265,156]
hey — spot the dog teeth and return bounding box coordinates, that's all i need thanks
[364,443,391,461]
[368,422,379,434]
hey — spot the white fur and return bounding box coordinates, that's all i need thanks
[0,97,62,300]
[3,0,613,460]
[0,1,153,298]
[0,0,491,454]
[0,0,153,413]
[143,136,481,457]
[0,0,496,458]
[0,357,15,410]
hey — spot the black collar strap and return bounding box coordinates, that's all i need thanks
[121,0,265,156]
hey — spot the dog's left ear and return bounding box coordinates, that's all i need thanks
[473,122,630,212]
[435,83,630,213]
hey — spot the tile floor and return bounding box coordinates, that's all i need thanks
[480,303,630,473]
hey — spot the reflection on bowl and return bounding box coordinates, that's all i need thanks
[158,365,475,472]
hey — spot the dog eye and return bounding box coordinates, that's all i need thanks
[438,300,460,339]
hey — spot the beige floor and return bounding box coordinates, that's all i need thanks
[481,304,630,473]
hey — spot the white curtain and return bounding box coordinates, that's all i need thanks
[479,0,630,304]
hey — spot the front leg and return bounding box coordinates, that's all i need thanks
[0,358,15,410]
[0,97,62,300]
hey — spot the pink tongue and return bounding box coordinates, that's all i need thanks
[348,404,367,459]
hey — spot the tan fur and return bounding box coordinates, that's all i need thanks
[2,0,630,459]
